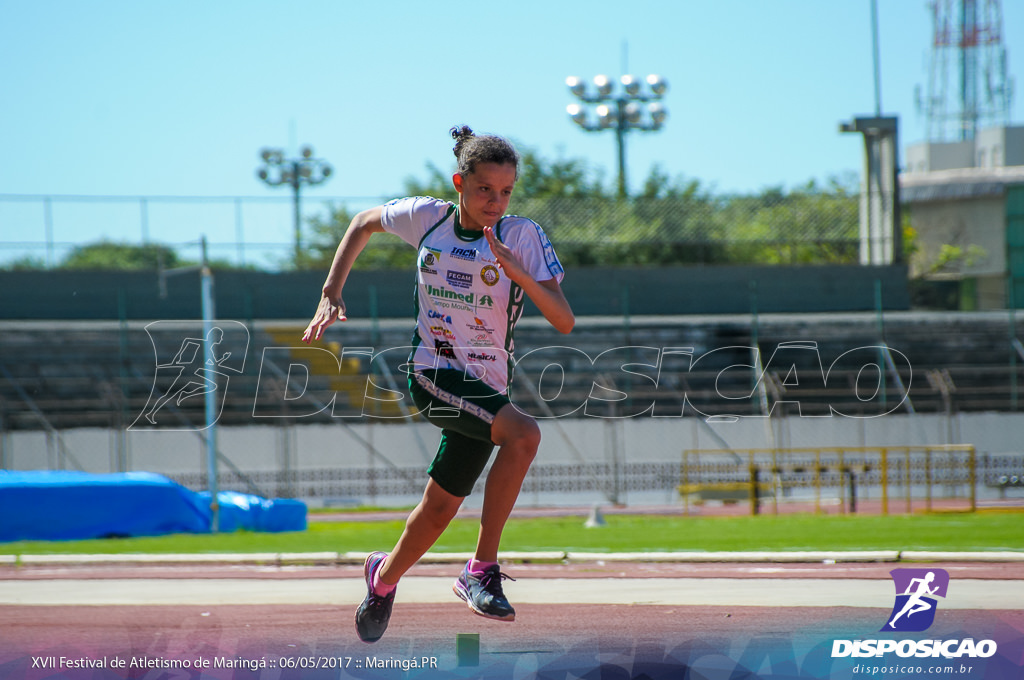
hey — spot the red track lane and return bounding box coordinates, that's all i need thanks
[1,604,1022,679]
[2,562,1022,679]
[3,560,1023,581]
[0,602,1020,649]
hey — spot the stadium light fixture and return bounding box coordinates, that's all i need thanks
[567,103,587,125]
[256,145,332,266]
[565,72,669,198]
[646,74,667,95]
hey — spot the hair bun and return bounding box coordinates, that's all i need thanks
[451,125,474,158]
[449,125,519,179]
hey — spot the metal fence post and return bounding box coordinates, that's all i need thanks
[904,447,912,514]
[880,447,889,515]
[814,449,822,514]
[969,446,977,512]
[925,449,933,512]
[749,462,759,516]
[846,467,857,514]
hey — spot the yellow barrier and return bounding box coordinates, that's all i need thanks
[263,325,402,417]
[680,445,977,516]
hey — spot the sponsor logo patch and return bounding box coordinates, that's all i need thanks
[446,270,473,289]
[481,264,500,286]
[450,246,477,261]
[428,309,452,324]
[434,339,455,359]
[419,247,441,275]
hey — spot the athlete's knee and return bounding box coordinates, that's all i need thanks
[493,408,540,452]
[518,419,541,453]
[495,423,540,480]
[512,417,541,452]
[414,484,462,530]
[414,500,458,533]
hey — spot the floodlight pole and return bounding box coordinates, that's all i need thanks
[256,146,333,266]
[614,103,628,200]
[566,74,668,199]
[200,236,219,533]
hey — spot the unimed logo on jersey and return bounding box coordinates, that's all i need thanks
[882,568,949,632]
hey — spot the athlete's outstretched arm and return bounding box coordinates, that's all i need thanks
[483,226,575,334]
[302,207,385,342]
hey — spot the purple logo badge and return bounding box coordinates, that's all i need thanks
[881,568,949,632]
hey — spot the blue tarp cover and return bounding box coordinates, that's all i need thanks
[0,470,306,542]
[198,490,307,534]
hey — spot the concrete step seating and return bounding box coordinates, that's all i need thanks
[1,312,1023,431]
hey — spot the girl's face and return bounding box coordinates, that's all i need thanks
[452,161,517,230]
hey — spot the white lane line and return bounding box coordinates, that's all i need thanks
[0,578,1017,609]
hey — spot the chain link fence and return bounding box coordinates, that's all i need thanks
[0,190,862,271]
[515,193,860,266]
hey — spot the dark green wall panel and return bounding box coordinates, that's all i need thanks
[0,265,908,320]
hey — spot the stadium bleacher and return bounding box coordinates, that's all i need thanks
[3,311,1023,432]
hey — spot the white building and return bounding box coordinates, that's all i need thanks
[902,126,1024,309]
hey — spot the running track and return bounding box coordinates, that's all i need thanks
[1,561,1022,679]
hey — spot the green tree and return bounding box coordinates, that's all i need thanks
[718,176,860,265]
[303,203,414,271]
[402,162,457,203]
[302,147,612,270]
[401,148,606,201]
[298,149,863,270]
[55,241,254,271]
[623,166,727,265]
[60,241,184,270]
[515,149,606,198]
[1,255,47,271]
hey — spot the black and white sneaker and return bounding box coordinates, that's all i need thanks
[453,563,517,621]
[355,551,394,643]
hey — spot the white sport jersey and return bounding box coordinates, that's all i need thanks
[380,196,565,393]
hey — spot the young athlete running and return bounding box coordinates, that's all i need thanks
[302,125,574,643]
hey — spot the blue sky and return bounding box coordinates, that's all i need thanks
[1,1,1022,262]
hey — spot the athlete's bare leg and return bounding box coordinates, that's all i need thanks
[474,404,540,563]
[375,404,539,583]
[378,479,463,585]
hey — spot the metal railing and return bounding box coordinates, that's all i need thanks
[680,446,978,516]
[0,194,379,270]
[1,190,861,270]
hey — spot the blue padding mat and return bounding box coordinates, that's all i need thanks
[198,490,308,533]
[0,470,306,542]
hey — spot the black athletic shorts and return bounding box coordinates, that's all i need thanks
[408,368,511,497]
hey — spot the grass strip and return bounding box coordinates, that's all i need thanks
[1,512,1021,556]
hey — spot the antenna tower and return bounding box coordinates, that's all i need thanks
[919,0,1014,142]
